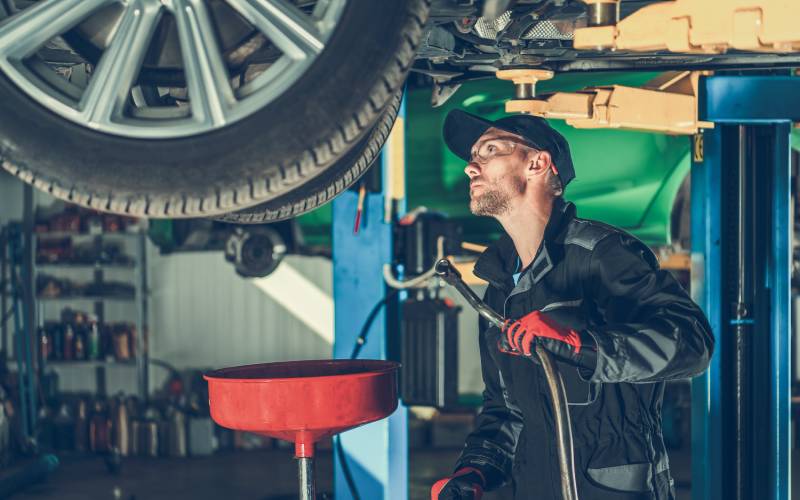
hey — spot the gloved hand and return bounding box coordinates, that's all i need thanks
[431,467,485,500]
[500,310,584,365]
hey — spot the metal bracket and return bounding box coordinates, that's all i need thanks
[574,0,800,54]
[581,0,620,27]
[497,69,715,135]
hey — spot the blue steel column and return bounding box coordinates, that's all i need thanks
[690,127,723,500]
[769,122,791,500]
[695,75,799,500]
[332,101,408,500]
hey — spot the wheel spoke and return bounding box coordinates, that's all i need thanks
[0,0,114,60]
[80,1,163,126]
[171,0,236,127]
[226,0,324,61]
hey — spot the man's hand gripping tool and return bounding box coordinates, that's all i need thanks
[434,258,579,500]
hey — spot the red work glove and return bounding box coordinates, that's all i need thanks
[431,467,485,500]
[500,310,583,364]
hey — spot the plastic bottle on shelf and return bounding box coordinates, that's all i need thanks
[113,326,130,361]
[62,325,74,361]
[39,327,51,362]
[74,398,89,453]
[87,315,100,361]
[74,333,85,361]
[89,400,111,453]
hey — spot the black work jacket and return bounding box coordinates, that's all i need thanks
[456,199,713,500]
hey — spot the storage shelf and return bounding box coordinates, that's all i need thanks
[35,263,135,270]
[43,359,136,367]
[25,224,149,400]
[36,295,135,302]
[34,231,140,239]
[7,359,137,370]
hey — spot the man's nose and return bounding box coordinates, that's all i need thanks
[464,161,480,178]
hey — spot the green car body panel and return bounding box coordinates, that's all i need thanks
[299,72,689,248]
[296,72,799,248]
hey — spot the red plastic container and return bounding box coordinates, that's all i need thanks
[204,359,400,458]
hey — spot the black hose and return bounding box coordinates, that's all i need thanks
[349,289,400,360]
[434,258,579,500]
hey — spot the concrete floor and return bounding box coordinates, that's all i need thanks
[8,446,697,500]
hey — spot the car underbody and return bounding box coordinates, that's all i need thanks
[416,0,800,99]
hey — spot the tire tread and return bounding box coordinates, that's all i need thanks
[1,0,431,218]
[216,90,402,224]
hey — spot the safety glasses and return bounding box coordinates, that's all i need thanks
[469,138,534,165]
[469,137,560,177]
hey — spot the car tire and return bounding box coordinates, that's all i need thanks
[215,90,401,224]
[0,0,429,218]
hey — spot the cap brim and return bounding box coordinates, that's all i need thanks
[443,109,497,162]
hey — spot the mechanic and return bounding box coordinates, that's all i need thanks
[431,110,714,500]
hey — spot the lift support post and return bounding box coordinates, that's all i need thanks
[332,100,408,499]
[692,74,798,500]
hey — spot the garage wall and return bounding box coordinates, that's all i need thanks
[147,249,485,395]
[148,252,334,370]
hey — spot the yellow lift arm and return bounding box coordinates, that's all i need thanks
[496,69,714,135]
[574,0,800,54]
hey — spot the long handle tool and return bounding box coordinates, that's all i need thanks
[434,259,579,500]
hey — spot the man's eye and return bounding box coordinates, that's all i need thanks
[487,145,497,153]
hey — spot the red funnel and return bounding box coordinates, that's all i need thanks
[204,359,400,458]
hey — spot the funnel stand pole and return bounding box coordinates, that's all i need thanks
[298,457,316,500]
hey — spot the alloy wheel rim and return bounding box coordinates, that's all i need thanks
[0,0,347,139]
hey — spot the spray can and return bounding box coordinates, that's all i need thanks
[167,406,187,458]
[111,395,130,457]
[142,420,159,457]
[74,399,89,452]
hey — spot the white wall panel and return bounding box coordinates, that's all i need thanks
[147,251,333,371]
[145,247,485,395]
[451,285,486,396]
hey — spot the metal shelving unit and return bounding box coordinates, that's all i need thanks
[33,229,149,401]
[36,295,136,302]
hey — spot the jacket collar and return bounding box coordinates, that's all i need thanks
[473,198,575,293]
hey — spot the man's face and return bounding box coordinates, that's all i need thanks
[465,128,532,217]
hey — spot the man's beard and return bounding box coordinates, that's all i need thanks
[469,175,526,216]
[470,187,510,216]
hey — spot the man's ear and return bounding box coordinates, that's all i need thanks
[527,150,552,178]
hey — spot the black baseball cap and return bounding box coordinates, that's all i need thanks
[443,109,575,187]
